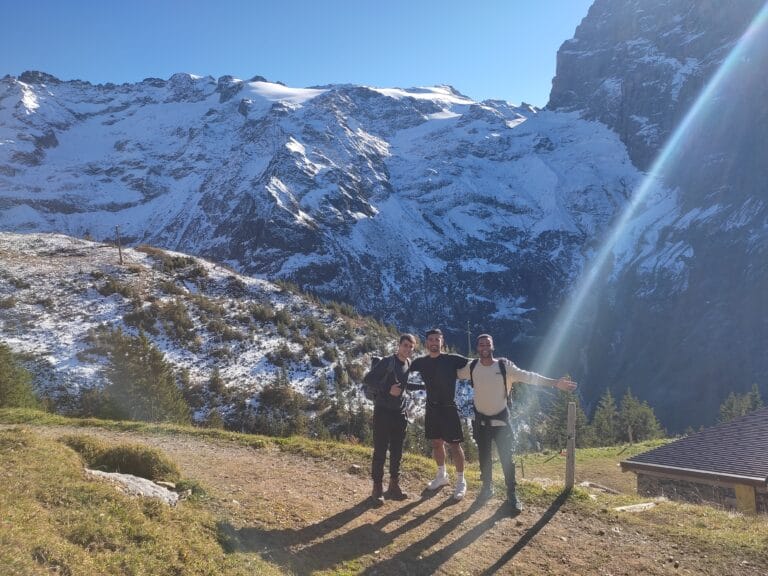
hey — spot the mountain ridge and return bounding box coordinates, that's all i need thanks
[0,69,639,357]
[3,0,768,431]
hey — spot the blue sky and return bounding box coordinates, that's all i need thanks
[2,0,593,106]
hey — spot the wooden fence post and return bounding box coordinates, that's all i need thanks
[566,401,576,490]
[115,225,123,266]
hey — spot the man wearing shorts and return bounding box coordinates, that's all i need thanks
[409,328,470,500]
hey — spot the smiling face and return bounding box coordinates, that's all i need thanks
[397,337,415,360]
[426,333,443,356]
[476,335,494,359]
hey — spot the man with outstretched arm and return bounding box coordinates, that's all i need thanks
[409,328,471,501]
[457,333,577,515]
[364,333,421,505]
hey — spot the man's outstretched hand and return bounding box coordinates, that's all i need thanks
[555,378,578,391]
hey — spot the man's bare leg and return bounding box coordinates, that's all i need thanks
[427,439,450,490]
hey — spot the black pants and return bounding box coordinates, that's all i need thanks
[472,419,516,496]
[372,406,407,482]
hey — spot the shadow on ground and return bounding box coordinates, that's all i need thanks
[478,489,570,576]
[221,488,571,575]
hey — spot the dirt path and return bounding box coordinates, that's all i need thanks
[28,426,768,576]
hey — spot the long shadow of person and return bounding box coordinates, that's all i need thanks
[221,488,453,574]
[478,489,571,576]
[402,504,511,574]
[219,498,369,549]
[360,494,493,575]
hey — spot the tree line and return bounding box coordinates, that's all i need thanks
[1,338,764,451]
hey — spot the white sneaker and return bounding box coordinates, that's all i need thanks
[453,478,467,501]
[427,473,450,490]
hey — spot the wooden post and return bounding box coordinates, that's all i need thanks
[115,225,123,265]
[566,401,576,490]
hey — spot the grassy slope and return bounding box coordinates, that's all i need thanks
[0,425,282,575]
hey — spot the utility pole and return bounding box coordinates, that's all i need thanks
[466,320,471,356]
[115,225,123,265]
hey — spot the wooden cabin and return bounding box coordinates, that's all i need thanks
[620,407,768,514]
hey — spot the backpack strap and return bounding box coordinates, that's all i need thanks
[470,358,512,425]
[469,358,479,387]
[497,358,508,403]
[391,355,411,387]
[469,358,508,402]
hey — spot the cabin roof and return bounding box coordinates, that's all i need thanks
[621,407,768,485]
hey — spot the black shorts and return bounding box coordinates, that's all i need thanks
[425,404,464,443]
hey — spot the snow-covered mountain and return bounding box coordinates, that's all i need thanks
[0,70,639,365]
[2,0,766,431]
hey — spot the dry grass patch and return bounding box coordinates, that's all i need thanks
[61,433,181,482]
[0,426,281,576]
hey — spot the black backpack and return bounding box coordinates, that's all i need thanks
[362,355,409,401]
[362,355,393,401]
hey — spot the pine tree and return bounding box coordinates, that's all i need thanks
[0,342,38,409]
[350,398,372,444]
[618,389,663,443]
[102,329,190,424]
[404,414,430,456]
[590,388,619,446]
[334,364,349,391]
[208,368,225,395]
[719,392,747,423]
[509,384,546,453]
[461,419,478,462]
[747,383,763,411]
[254,370,308,437]
[205,408,225,429]
[314,373,331,411]
[309,414,332,440]
[319,387,351,439]
[718,384,764,423]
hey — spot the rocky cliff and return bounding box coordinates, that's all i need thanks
[549,0,768,429]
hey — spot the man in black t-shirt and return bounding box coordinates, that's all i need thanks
[409,328,470,501]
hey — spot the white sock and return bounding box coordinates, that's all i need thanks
[437,465,446,478]
[456,471,465,483]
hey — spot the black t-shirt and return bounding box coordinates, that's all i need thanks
[409,353,469,407]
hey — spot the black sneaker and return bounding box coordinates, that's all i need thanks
[385,481,409,501]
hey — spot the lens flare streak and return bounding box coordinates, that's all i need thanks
[532,2,768,378]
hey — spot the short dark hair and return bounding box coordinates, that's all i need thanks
[399,333,416,345]
[476,333,493,343]
[425,328,443,338]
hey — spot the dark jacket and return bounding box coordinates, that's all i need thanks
[365,354,416,413]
